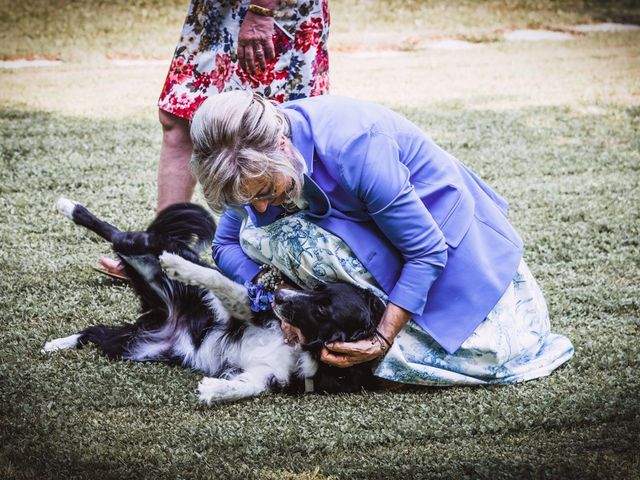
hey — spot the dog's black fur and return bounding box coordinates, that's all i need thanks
[68,202,220,360]
[44,199,386,401]
[274,284,386,393]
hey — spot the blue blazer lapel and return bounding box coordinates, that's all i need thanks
[303,174,331,219]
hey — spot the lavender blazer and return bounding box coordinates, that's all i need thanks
[213,96,523,353]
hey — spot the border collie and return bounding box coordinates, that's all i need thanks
[43,199,385,402]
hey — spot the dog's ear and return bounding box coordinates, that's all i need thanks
[347,288,386,341]
[369,296,387,327]
[357,288,386,326]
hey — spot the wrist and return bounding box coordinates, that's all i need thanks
[367,329,392,357]
[376,324,397,344]
[377,302,411,343]
[375,330,393,349]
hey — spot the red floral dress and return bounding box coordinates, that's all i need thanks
[158,0,330,119]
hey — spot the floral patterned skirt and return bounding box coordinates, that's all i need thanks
[239,212,574,386]
[158,0,330,119]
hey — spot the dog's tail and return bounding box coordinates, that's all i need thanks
[56,198,215,256]
[57,197,121,242]
[146,203,216,254]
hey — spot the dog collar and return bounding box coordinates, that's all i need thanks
[304,377,315,393]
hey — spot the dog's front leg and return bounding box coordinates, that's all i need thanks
[196,368,274,404]
[159,252,252,320]
[42,333,83,353]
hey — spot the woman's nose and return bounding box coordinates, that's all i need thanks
[251,199,270,213]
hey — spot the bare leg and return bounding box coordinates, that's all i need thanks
[156,108,196,213]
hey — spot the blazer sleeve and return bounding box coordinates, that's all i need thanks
[338,130,448,316]
[212,208,261,284]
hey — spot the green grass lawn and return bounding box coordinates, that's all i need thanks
[1,1,639,479]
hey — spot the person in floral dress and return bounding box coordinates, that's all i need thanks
[99,0,330,278]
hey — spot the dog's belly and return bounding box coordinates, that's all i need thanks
[128,317,297,381]
[233,323,298,379]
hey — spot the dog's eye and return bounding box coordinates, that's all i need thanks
[316,305,329,317]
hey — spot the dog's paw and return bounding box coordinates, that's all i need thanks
[56,197,78,220]
[159,252,201,286]
[197,377,262,404]
[197,377,234,404]
[42,333,82,353]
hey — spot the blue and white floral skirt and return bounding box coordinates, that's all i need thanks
[240,213,574,386]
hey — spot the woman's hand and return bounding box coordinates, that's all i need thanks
[237,1,278,74]
[321,302,412,368]
[320,337,387,368]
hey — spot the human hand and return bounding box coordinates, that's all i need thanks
[238,11,276,74]
[320,302,408,368]
[320,336,388,368]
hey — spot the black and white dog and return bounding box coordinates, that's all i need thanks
[43,198,386,402]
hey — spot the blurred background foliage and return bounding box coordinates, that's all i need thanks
[1,0,640,61]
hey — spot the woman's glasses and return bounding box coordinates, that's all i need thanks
[226,178,299,211]
[251,190,280,202]
[250,182,300,212]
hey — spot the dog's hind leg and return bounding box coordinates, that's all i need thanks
[159,252,252,320]
[43,322,143,360]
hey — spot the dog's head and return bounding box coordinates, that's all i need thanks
[273,282,386,351]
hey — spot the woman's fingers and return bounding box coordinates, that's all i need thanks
[243,44,257,74]
[321,338,385,368]
[325,340,367,354]
[262,38,275,60]
[254,43,267,71]
[237,45,247,72]
[320,347,353,368]
[239,40,273,73]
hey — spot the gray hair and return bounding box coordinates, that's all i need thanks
[190,90,305,213]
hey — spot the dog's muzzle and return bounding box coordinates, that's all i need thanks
[272,288,304,325]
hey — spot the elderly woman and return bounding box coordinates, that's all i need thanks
[190,91,573,386]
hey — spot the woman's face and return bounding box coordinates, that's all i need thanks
[244,136,298,213]
[245,174,292,213]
